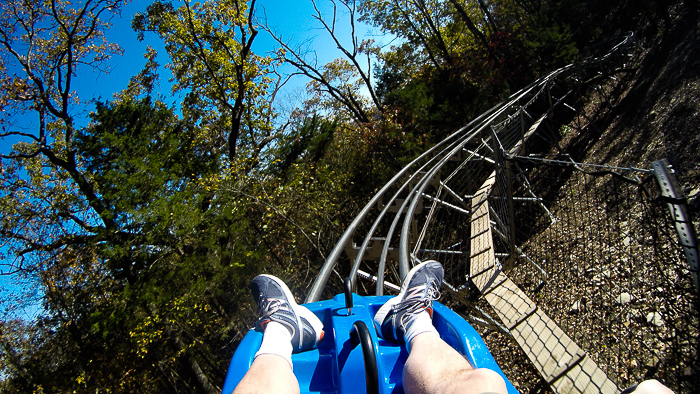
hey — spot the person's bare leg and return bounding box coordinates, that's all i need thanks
[403,332,507,394]
[374,261,506,394]
[233,354,300,394]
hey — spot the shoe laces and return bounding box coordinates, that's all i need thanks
[257,295,283,323]
[396,279,442,328]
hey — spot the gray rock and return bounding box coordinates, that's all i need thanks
[570,300,584,313]
[646,312,664,327]
[616,292,633,305]
[688,186,700,199]
[684,367,694,378]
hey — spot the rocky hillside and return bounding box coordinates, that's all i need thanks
[577,5,700,220]
[476,5,700,393]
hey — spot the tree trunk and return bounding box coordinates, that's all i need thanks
[476,0,500,34]
[173,332,220,394]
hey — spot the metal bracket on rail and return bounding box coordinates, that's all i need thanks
[652,159,700,295]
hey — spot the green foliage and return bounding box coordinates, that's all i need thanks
[1,96,256,393]
[272,115,339,178]
[76,99,216,229]
[133,0,280,163]
[524,5,580,71]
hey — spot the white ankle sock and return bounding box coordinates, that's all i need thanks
[404,310,439,351]
[254,321,294,368]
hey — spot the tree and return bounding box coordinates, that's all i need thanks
[0,2,367,390]
[264,0,385,124]
[362,0,575,132]
[0,319,36,391]
[446,0,497,61]
[0,92,261,392]
[0,0,125,286]
[0,6,248,383]
[133,0,285,165]
[0,1,331,379]
[359,0,461,71]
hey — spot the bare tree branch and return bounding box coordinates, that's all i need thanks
[310,0,384,114]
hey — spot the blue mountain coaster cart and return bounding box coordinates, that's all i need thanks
[221,280,517,394]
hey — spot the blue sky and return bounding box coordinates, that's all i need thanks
[76,0,392,115]
[0,0,392,321]
[0,0,393,146]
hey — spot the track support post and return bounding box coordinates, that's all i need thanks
[652,159,700,295]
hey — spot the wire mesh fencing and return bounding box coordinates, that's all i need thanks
[409,142,698,393]
[391,81,699,392]
[499,157,698,392]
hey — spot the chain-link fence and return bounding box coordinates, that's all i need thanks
[404,126,698,393]
[496,156,697,392]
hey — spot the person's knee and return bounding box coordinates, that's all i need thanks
[464,368,507,394]
[627,379,674,394]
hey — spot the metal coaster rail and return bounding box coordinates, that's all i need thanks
[305,33,637,304]
[292,30,700,393]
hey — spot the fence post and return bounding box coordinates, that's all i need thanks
[519,106,526,155]
[504,158,517,271]
[547,81,554,118]
[652,159,700,295]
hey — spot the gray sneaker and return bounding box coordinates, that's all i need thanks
[249,275,324,352]
[373,260,444,342]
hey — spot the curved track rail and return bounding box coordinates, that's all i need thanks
[307,33,637,303]
[304,34,654,393]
